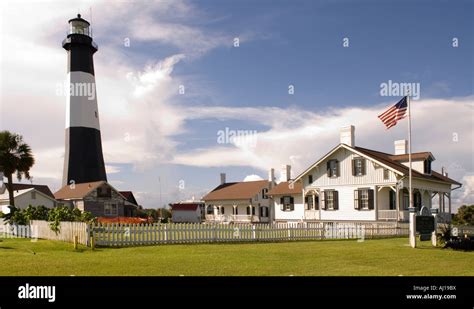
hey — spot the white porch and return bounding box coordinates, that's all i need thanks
[376,183,453,222]
[204,203,270,223]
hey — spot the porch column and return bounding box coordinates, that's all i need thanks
[374,186,378,221]
[312,194,316,211]
[438,192,442,213]
[396,186,400,221]
[448,192,452,216]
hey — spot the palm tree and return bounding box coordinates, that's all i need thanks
[0,131,35,207]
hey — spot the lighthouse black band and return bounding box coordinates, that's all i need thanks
[63,127,107,185]
[63,34,97,75]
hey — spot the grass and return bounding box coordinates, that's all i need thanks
[0,237,472,276]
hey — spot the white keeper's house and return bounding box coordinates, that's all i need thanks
[287,125,461,223]
[201,125,461,224]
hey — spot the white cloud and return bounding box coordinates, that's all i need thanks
[105,165,121,174]
[243,174,264,182]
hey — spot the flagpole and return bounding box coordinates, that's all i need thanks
[407,93,416,248]
[407,94,412,211]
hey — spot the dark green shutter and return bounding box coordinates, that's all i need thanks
[290,196,294,211]
[333,191,339,210]
[354,190,359,210]
[326,161,331,177]
[336,161,340,177]
[362,159,366,175]
[247,206,250,215]
[352,159,356,176]
[315,196,319,210]
[322,192,327,210]
[368,189,374,210]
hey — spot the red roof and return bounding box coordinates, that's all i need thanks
[171,203,200,211]
[119,191,138,206]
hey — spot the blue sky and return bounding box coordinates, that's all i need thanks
[1,0,473,208]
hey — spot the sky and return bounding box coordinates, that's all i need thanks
[0,0,473,210]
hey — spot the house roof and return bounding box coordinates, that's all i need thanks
[171,203,200,211]
[268,181,303,195]
[388,152,435,162]
[0,187,55,201]
[202,180,269,201]
[293,143,460,186]
[119,191,138,206]
[54,181,106,200]
[0,188,33,199]
[354,147,461,185]
[10,183,55,199]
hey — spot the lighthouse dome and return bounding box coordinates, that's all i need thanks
[68,14,91,37]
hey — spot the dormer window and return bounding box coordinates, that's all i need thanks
[262,188,268,199]
[327,160,339,178]
[423,159,432,174]
[352,157,366,176]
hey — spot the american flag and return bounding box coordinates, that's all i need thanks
[378,96,408,129]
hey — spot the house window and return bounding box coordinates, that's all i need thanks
[305,195,313,210]
[383,169,390,180]
[327,160,339,178]
[260,206,268,217]
[389,190,396,210]
[308,175,313,185]
[104,203,118,216]
[352,158,366,176]
[262,188,269,199]
[424,159,432,174]
[233,207,238,215]
[207,205,214,214]
[323,190,339,210]
[354,189,374,210]
[280,196,294,211]
[97,186,112,198]
[31,191,36,199]
[220,207,225,215]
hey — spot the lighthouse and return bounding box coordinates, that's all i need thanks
[62,14,107,186]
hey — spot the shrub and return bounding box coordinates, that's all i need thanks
[47,206,94,234]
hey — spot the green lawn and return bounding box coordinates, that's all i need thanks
[0,237,472,276]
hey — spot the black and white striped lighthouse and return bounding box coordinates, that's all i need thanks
[62,14,107,186]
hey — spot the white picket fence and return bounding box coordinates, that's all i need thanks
[30,220,89,246]
[91,222,410,247]
[0,224,33,238]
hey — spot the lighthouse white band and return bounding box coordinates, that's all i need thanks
[66,71,101,130]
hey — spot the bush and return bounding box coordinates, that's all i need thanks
[48,206,93,234]
[4,206,28,225]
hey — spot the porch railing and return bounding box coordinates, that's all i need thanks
[304,210,319,220]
